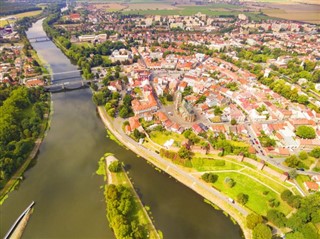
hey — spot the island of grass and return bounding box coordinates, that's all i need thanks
[98,154,161,239]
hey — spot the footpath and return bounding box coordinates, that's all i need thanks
[105,155,161,239]
[98,106,252,239]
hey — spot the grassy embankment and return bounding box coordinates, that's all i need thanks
[97,154,161,239]
[145,129,300,217]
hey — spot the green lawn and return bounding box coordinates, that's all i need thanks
[191,157,243,171]
[211,172,292,216]
[295,174,310,195]
[150,130,185,146]
[241,168,291,194]
[74,42,94,48]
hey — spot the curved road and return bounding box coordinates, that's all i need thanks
[98,107,251,238]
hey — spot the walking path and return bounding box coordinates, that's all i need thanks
[98,106,252,239]
[105,156,161,239]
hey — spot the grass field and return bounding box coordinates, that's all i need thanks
[0,10,42,27]
[9,10,42,19]
[295,174,310,195]
[150,130,185,146]
[211,171,292,216]
[91,3,126,12]
[125,3,178,11]
[191,158,243,171]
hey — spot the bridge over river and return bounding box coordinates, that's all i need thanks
[26,69,100,93]
[44,79,99,93]
[28,36,51,43]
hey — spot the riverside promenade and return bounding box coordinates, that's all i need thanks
[98,106,251,239]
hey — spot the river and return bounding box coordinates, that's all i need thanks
[0,19,243,239]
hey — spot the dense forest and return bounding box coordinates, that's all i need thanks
[267,191,320,239]
[0,86,49,189]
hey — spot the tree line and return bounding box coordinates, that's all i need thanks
[0,86,49,189]
[105,184,145,239]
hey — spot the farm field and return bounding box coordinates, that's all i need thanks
[125,3,179,11]
[262,4,320,24]
[121,4,270,20]
[0,10,42,27]
[91,3,127,12]
[7,10,42,19]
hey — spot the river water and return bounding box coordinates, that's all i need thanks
[0,19,242,239]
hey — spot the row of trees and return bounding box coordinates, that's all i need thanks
[208,134,250,157]
[0,86,49,189]
[105,184,145,239]
[159,148,190,166]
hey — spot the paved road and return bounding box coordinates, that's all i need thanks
[245,124,320,176]
[98,107,249,217]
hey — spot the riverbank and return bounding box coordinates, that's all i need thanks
[97,106,251,239]
[0,97,52,205]
[105,155,161,239]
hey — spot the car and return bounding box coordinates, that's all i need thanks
[297,168,305,171]
[228,197,235,203]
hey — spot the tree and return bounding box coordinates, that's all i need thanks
[108,160,121,172]
[231,118,237,125]
[201,173,218,183]
[224,177,235,188]
[285,155,306,169]
[285,232,304,239]
[296,125,316,139]
[119,106,129,118]
[281,189,293,201]
[252,223,272,239]
[107,108,115,117]
[297,95,309,105]
[267,209,286,227]
[310,147,320,158]
[246,213,263,230]
[299,151,308,160]
[178,146,192,159]
[288,169,298,179]
[237,193,249,205]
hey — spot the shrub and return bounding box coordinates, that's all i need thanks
[246,213,263,230]
[108,160,121,172]
[237,193,249,205]
[295,125,316,139]
[224,177,235,188]
[201,173,218,183]
[252,223,272,239]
